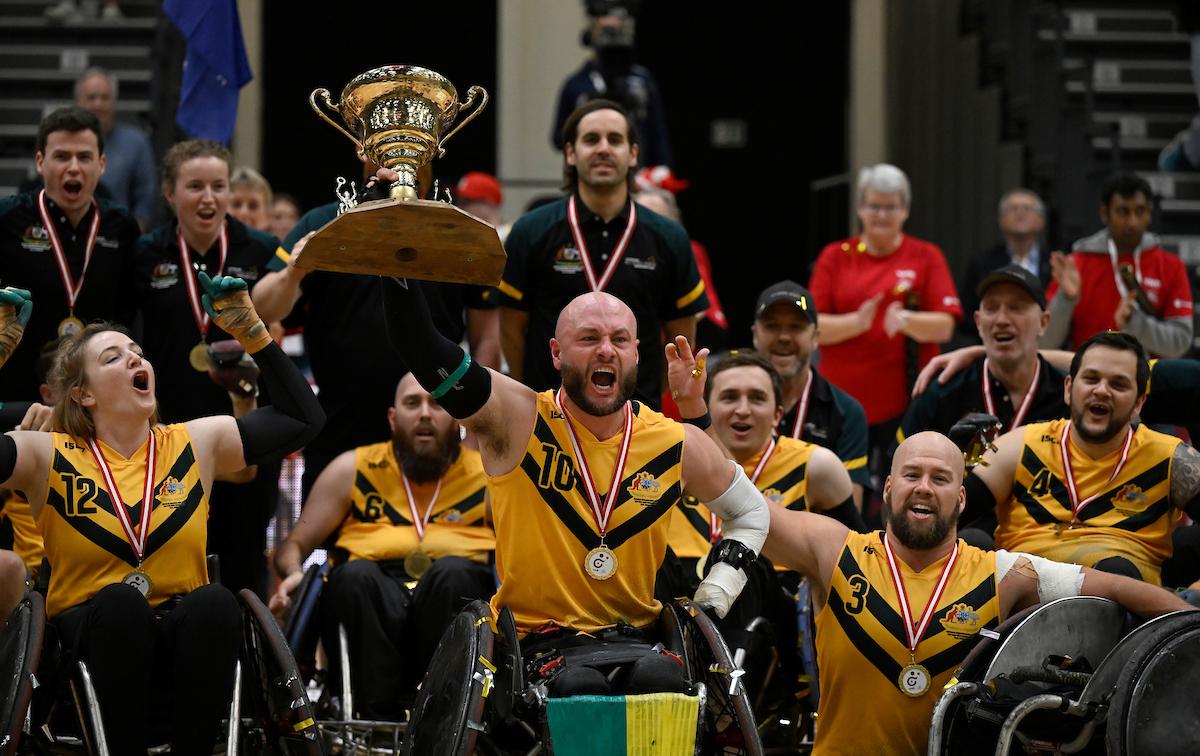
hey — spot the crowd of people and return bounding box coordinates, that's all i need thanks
[2,35,1200,756]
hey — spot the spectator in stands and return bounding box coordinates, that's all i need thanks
[45,0,122,22]
[1044,172,1192,357]
[74,68,156,229]
[0,107,140,402]
[551,2,672,167]
[750,281,869,506]
[496,99,707,409]
[228,166,273,233]
[808,163,961,500]
[269,193,301,243]
[957,189,1051,344]
[454,171,503,227]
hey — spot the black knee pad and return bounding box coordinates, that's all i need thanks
[549,665,612,697]
[622,652,690,695]
[1093,556,1143,581]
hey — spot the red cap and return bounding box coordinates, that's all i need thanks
[635,165,690,193]
[456,172,502,205]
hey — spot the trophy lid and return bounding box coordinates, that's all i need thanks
[338,65,461,131]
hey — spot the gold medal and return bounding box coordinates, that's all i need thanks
[122,569,153,598]
[189,342,210,372]
[898,662,931,697]
[584,545,618,580]
[404,549,433,580]
[57,315,84,337]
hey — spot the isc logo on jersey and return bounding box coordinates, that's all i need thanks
[627,471,664,505]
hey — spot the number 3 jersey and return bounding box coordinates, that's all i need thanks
[38,424,209,617]
[490,391,685,635]
[334,441,494,563]
[814,530,1000,755]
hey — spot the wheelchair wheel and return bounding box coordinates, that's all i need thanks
[1,592,44,755]
[671,598,764,756]
[237,589,325,755]
[403,600,495,756]
[282,561,329,684]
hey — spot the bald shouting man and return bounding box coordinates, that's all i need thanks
[765,431,1191,755]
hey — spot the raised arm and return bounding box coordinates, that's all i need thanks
[805,445,867,531]
[760,500,848,611]
[0,289,53,510]
[250,232,311,323]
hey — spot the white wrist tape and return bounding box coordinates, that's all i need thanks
[693,562,746,619]
[996,549,1085,603]
[703,462,770,556]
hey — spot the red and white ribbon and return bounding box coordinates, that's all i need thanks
[87,430,157,562]
[789,371,814,439]
[883,535,960,656]
[555,389,633,536]
[176,225,228,338]
[400,472,443,542]
[566,194,638,292]
[37,189,99,311]
[1060,422,1134,519]
[982,358,1041,431]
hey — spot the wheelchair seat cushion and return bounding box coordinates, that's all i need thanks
[546,692,700,756]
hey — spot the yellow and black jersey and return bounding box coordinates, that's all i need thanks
[996,419,1181,584]
[0,489,43,573]
[667,436,815,559]
[38,424,209,618]
[335,442,493,563]
[490,391,685,635]
[814,531,1000,755]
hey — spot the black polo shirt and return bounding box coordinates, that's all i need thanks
[0,192,140,400]
[495,193,708,408]
[1142,358,1200,441]
[894,354,1067,460]
[133,217,286,423]
[774,367,871,489]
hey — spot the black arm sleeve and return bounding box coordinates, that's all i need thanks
[381,277,492,419]
[0,402,33,432]
[821,496,868,533]
[0,433,16,485]
[961,472,998,525]
[235,341,325,466]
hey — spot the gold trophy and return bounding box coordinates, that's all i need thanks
[295,65,506,285]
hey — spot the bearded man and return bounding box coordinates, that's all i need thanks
[269,372,495,721]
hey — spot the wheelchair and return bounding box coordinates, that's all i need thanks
[928,596,1200,755]
[2,586,323,755]
[404,598,763,756]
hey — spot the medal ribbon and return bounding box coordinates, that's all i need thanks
[1107,237,1143,300]
[176,224,228,338]
[882,535,959,657]
[37,189,100,311]
[566,194,638,292]
[709,436,777,542]
[400,472,443,542]
[554,389,633,536]
[982,358,1041,431]
[789,371,814,439]
[1059,422,1134,519]
[87,430,157,563]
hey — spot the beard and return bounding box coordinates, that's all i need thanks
[560,361,637,416]
[393,422,461,483]
[882,490,957,550]
[1069,401,1133,445]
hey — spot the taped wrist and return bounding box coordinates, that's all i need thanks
[211,288,272,353]
[996,550,1084,603]
[704,463,769,556]
[381,277,491,418]
[962,472,997,525]
[822,496,868,532]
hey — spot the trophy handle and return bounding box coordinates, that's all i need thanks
[309,88,365,158]
[438,85,489,157]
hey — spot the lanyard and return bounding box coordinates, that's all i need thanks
[566,195,638,292]
[982,358,1041,431]
[400,471,443,542]
[1060,422,1134,518]
[37,189,99,311]
[1107,237,1142,300]
[789,371,814,439]
[882,535,959,657]
[554,389,633,536]
[87,431,157,563]
[176,225,228,338]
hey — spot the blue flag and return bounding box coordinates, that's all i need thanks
[164,0,253,144]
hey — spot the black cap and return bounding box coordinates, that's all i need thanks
[755,280,817,324]
[975,264,1046,309]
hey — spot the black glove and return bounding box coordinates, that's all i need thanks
[206,339,260,398]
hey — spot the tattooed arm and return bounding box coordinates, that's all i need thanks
[1171,442,1200,518]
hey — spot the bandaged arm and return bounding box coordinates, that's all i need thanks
[693,463,771,617]
[996,550,1190,618]
[996,550,1084,603]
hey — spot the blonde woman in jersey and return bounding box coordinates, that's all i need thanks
[765,430,1190,755]
[270,372,494,720]
[0,278,323,755]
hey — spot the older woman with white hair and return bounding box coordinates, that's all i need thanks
[807,164,961,491]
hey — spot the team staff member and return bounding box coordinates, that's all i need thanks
[133,139,287,596]
[0,279,323,755]
[251,166,500,499]
[270,373,494,721]
[0,107,140,401]
[965,332,1200,584]
[765,431,1191,756]
[751,281,870,505]
[808,164,961,474]
[496,99,708,409]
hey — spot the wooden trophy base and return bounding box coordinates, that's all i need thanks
[292,198,506,285]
